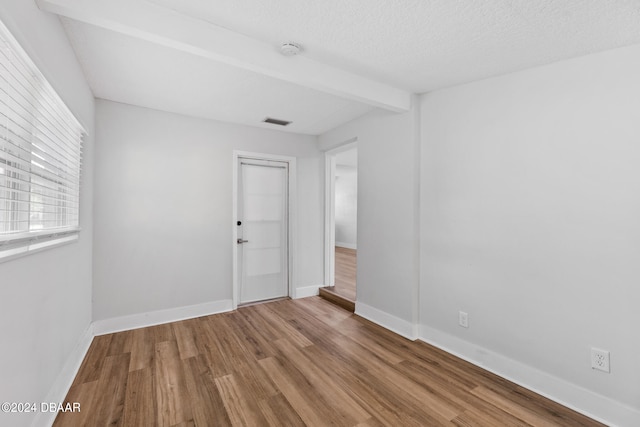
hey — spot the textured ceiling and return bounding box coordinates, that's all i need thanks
[61,19,373,135]
[57,0,640,135]
[146,0,640,92]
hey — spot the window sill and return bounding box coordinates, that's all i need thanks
[0,231,80,264]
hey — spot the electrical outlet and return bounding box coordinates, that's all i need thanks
[459,311,468,328]
[591,348,610,373]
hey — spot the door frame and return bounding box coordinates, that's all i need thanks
[232,151,297,309]
[323,138,357,288]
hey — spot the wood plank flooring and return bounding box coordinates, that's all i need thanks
[54,297,604,427]
[318,286,355,312]
[334,246,356,300]
[320,246,357,310]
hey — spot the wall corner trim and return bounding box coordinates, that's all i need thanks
[419,324,640,427]
[355,301,418,341]
[92,299,234,336]
[293,285,321,299]
[32,323,95,427]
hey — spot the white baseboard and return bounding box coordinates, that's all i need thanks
[293,285,320,299]
[419,325,639,427]
[335,241,357,250]
[355,302,418,340]
[93,299,234,336]
[32,323,94,427]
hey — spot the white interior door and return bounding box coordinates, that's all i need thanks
[237,159,289,304]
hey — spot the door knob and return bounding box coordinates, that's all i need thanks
[237,238,249,244]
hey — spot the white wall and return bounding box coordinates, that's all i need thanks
[0,2,95,427]
[335,166,357,248]
[93,100,323,321]
[420,44,640,424]
[319,105,420,336]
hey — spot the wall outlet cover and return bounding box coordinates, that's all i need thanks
[591,347,610,373]
[459,311,468,328]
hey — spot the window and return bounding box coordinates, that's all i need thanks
[0,19,85,259]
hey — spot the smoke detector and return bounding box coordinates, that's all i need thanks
[280,42,301,56]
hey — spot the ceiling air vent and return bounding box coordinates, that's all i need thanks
[263,117,292,126]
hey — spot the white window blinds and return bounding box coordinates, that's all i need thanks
[0,20,85,246]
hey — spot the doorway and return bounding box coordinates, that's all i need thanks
[233,152,296,308]
[321,141,357,311]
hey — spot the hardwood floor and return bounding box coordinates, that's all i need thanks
[318,286,355,312]
[334,246,356,301]
[320,246,357,310]
[55,297,604,426]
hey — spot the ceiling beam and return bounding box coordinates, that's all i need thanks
[37,0,412,112]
